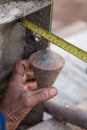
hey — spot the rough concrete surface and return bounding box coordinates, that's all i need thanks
[0,0,51,25]
[0,1,53,129]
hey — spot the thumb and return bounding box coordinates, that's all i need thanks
[24,87,58,107]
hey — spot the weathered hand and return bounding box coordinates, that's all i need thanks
[0,60,58,130]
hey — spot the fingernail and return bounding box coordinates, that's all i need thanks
[49,88,57,96]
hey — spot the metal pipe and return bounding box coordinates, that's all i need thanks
[45,99,87,129]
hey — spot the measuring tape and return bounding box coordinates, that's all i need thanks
[21,19,87,63]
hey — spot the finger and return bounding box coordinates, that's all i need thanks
[23,87,58,107]
[24,81,38,91]
[13,60,30,76]
[27,71,35,80]
[23,71,35,83]
[11,60,31,82]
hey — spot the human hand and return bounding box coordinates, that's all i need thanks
[0,60,58,130]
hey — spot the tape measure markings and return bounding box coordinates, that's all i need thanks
[21,19,87,62]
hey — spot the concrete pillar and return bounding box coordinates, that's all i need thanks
[0,0,53,129]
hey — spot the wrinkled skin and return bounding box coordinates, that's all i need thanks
[0,60,58,130]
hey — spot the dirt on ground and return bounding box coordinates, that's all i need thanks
[52,0,87,31]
